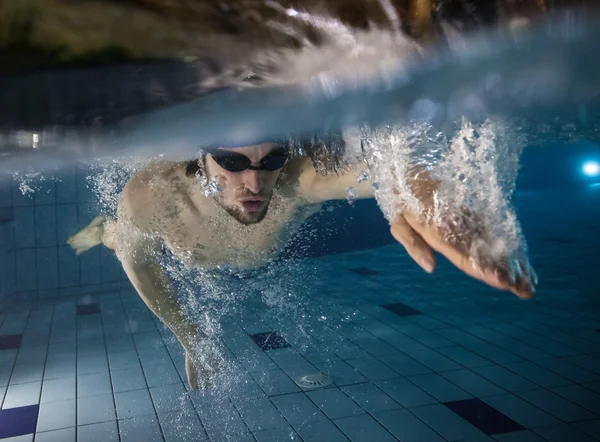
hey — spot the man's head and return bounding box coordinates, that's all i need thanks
[204,143,288,225]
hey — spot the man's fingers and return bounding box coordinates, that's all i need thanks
[402,212,536,298]
[391,216,436,273]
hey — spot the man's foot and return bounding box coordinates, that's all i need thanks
[185,346,226,390]
[67,215,105,255]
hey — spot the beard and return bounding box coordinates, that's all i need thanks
[215,195,271,225]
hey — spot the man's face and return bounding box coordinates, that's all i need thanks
[205,143,286,225]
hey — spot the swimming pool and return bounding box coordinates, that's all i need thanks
[1,3,600,440]
[0,145,599,441]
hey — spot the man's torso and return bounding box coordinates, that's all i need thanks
[120,160,319,269]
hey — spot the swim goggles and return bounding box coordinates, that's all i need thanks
[210,148,289,172]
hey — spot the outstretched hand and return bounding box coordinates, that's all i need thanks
[390,209,537,299]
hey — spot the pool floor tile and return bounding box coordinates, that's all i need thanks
[0,404,39,439]
[76,304,101,316]
[250,332,291,351]
[0,335,23,351]
[349,267,379,276]
[444,398,525,436]
[381,303,422,317]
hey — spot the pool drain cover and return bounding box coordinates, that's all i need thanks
[293,373,333,389]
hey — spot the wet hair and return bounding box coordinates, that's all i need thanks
[185,131,348,178]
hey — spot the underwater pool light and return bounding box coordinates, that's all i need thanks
[582,161,599,177]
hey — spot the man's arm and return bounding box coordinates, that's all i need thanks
[116,176,209,388]
[296,157,536,298]
[296,158,374,204]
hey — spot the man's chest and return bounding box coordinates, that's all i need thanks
[160,197,315,267]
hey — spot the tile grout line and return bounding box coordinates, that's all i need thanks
[119,290,167,442]
[100,292,124,442]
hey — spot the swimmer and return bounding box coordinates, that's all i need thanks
[67,140,536,388]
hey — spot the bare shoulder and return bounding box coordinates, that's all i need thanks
[118,161,182,228]
[278,157,318,200]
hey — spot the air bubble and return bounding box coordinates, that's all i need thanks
[346,186,357,205]
[356,171,370,183]
[204,179,223,197]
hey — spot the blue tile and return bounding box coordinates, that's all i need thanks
[271,393,324,425]
[77,303,101,315]
[114,389,155,420]
[0,404,39,438]
[573,419,600,440]
[149,383,188,414]
[76,168,97,204]
[3,381,42,408]
[56,205,79,245]
[13,207,35,248]
[36,248,59,290]
[406,348,463,371]
[0,259,16,300]
[33,180,56,206]
[36,398,76,432]
[250,332,290,351]
[492,430,548,441]
[35,206,57,247]
[10,363,44,384]
[15,250,36,292]
[78,394,116,425]
[307,388,363,419]
[11,182,34,207]
[119,415,162,442]
[254,425,298,442]
[250,369,300,396]
[515,389,596,423]
[436,346,495,368]
[314,359,367,386]
[372,408,446,442]
[79,247,101,286]
[159,409,208,442]
[76,354,108,376]
[334,413,397,442]
[108,351,140,371]
[293,416,349,442]
[55,174,78,204]
[346,356,399,381]
[552,384,600,414]
[481,394,561,428]
[410,403,487,441]
[502,361,571,388]
[381,303,422,317]
[444,398,525,436]
[235,397,288,431]
[34,427,76,442]
[538,357,599,384]
[376,351,433,377]
[58,246,80,287]
[0,182,12,207]
[77,420,119,442]
[0,334,22,350]
[533,424,598,442]
[375,378,437,408]
[100,249,121,283]
[196,397,250,438]
[40,377,76,403]
[350,267,379,276]
[142,361,181,388]
[473,366,539,393]
[440,370,506,397]
[341,383,402,413]
[409,373,472,403]
[78,372,113,398]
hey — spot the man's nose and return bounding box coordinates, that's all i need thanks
[243,169,264,194]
